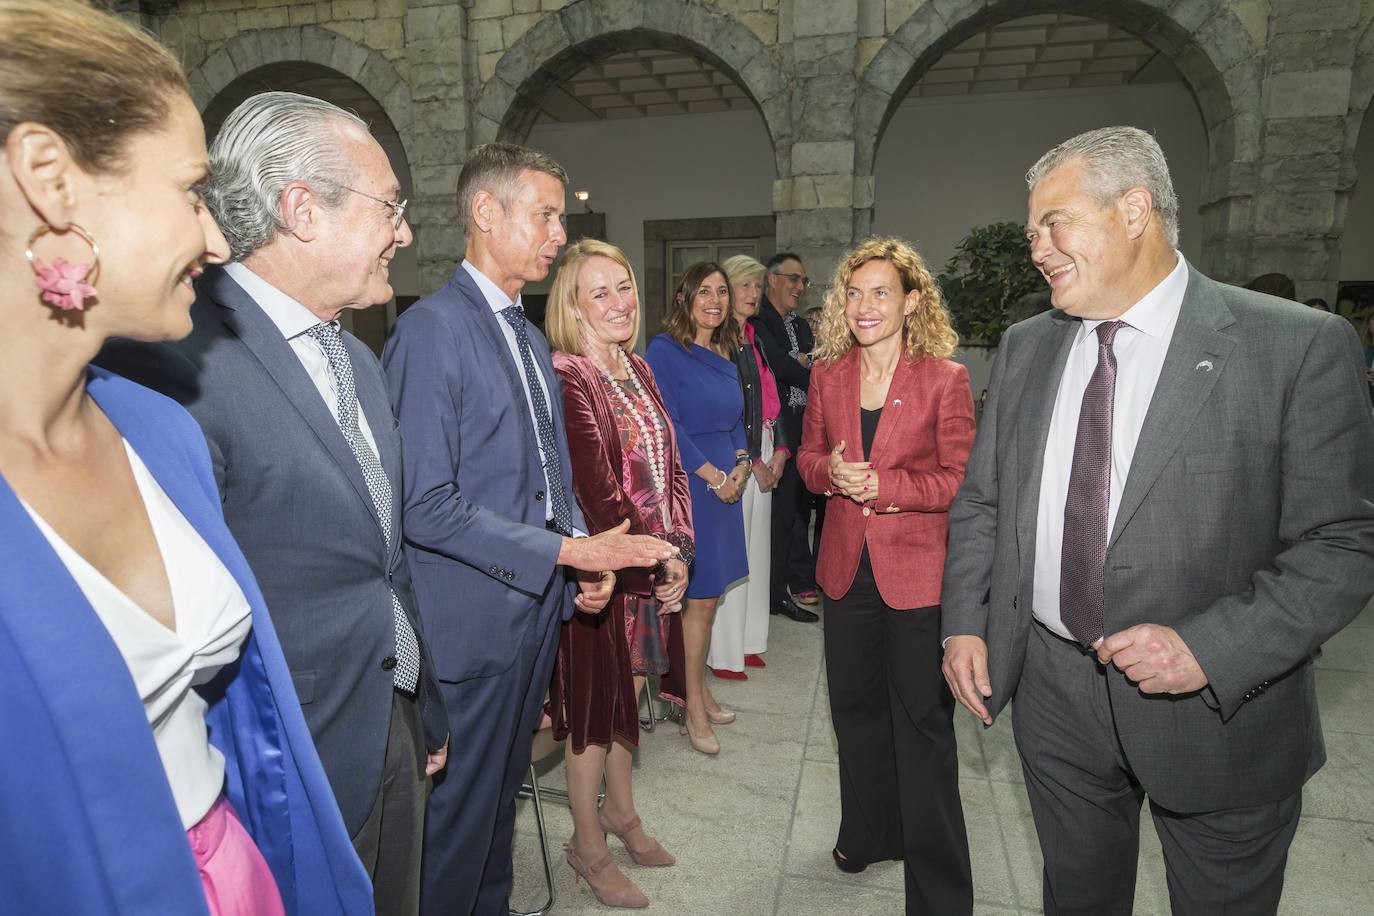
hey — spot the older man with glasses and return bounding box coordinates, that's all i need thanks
[749,251,821,623]
[98,91,449,916]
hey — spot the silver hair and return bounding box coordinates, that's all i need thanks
[1026,126,1180,248]
[206,91,369,261]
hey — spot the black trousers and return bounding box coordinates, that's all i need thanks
[352,688,427,916]
[824,550,973,915]
[1014,623,1301,915]
[770,434,817,603]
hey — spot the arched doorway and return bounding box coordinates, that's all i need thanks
[473,0,788,339]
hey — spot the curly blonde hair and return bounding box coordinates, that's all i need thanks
[813,237,958,362]
[545,238,641,355]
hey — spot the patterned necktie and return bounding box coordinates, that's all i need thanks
[499,304,574,535]
[306,322,420,693]
[1060,320,1124,647]
[781,313,808,409]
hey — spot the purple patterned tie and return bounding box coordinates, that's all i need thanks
[1060,320,1123,647]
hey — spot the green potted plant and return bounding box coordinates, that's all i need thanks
[938,221,1046,347]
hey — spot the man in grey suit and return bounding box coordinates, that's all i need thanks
[941,126,1374,914]
[99,93,449,915]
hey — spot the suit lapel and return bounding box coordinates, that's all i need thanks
[1015,313,1078,550]
[868,354,916,462]
[451,269,542,462]
[204,268,383,543]
[837,351,863,461]
[1108,270,1235,548]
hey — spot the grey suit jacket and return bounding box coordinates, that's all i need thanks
[97,266,448,835]
[941,264,1374,812]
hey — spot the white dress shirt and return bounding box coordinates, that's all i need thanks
[1032,252,1189,640]
[23,441,253,828]
[462,259,560,525]
[223,262,380,457]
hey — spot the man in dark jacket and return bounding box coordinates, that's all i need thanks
[749,252,820,622]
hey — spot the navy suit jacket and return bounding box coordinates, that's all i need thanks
[0,369,371,915]
[382,266,584,683]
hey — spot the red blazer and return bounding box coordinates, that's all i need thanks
[553,351,695,596]
[797,349,975,609]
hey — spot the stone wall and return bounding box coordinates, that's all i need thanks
[131,0,1374,300]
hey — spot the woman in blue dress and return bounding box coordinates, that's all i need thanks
[646,261,750,755]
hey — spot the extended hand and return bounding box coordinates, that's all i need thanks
[654,557,688,608]
[559,519,678,571]
[1096,624,1208,694]
[425,739,449,777]
[574,570,615,614]
[942,635,993,725]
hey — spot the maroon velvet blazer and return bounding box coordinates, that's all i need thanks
[552,351,695,596]
[796,348,976,609]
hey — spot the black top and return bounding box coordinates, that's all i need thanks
[861,406,882,461]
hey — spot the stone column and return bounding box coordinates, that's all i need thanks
[1244,0,1361,300]
[406,0,471,291]
[773,0,861,294]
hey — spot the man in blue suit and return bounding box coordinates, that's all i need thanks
[383,143,677,916]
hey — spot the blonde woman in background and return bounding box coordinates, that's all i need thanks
[707,255,791,678]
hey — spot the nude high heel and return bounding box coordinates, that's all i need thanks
[564,843,649,908]
[705,704,736,725]
[679,717,720,755]
[598,811,676,867]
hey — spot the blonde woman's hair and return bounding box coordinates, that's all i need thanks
[721,254,767,286]
[545,238,642,355]
[663,261,743,355]
[814,237,958,362]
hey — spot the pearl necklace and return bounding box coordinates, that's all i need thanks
[592,346,668,499]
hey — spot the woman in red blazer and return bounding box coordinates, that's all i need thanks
[797,237,975,915]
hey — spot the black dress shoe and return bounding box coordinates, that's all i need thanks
[832,847,866,873]
[771,599,819,623]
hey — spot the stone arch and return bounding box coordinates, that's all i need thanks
[856,0,1259,184]
[472,0,791,176]
[187,27,413,161]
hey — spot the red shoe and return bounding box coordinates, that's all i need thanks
[708,666,748,680]
[744,654,766,668]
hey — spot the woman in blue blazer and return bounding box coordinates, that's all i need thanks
[0,4,370,913]
[646,261,751,755]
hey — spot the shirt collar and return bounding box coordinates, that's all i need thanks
[222,261,322,341]
[1077,250,1187,346]
[462,260,523,314]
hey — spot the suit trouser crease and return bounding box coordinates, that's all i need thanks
[1014,621,1300,916]
[351,688,427,916]
[421,590,564,916]
[823,549,973,915]
[770,422,817,601]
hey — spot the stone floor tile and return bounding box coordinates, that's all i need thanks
[1316,621,1374,674]
[1278,817,1374,915]
[1314,669,1374,736]
[1303,730,1374,823]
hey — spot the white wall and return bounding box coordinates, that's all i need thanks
[874,82,1209,395]
[526,108,777,293]
[1340,107,1374,284]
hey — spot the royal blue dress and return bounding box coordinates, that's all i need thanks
[645,334,749,598]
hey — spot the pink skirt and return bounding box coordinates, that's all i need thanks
[187,794,286,916]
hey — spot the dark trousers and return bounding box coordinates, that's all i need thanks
[824,550,973,915]
[1014,622,1301,916]
[420,596,564,916]
[352,688,427,916]
[771,429,817,603]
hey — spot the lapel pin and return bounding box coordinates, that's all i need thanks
[892,398,902,406]
[1195,360,1213,372]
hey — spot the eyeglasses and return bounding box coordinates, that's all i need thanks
[770,270,810,290]
[333,183,408,230]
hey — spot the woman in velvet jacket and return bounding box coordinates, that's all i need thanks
[797,237,976,915]
[545,239,694,908]
[0,3,369,913]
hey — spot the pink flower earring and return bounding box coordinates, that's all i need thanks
[26,223,101,312]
